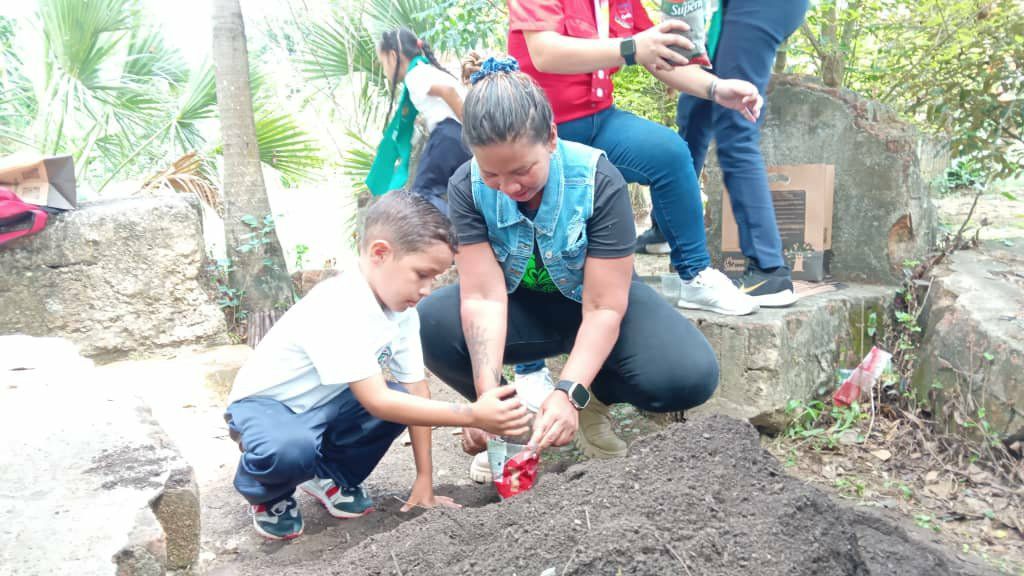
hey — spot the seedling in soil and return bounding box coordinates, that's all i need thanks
[914,514,941,533]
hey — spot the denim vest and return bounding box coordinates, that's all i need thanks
[470,139,604,303]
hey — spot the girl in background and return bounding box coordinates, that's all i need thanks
[366,28,470,214]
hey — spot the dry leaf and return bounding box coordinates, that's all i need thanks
[871,449,893,462]
[925,470,940,484]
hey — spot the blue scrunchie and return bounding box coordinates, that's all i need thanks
[470,56,520,85]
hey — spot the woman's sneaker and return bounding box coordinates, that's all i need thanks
[677,267,759,316]
[251,495,303,540]
[299,476,374,518]
[469,451,492,484]
[735,265,797,308]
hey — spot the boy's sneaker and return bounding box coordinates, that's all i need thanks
[299,476,374,518]
[736,265,797,308]
[677,267,759,316]
[251,495,303,540]
[469,451,492,484]
[635,226,671,255]
[513,366,555,412]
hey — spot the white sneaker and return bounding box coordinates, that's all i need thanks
[469,451,492,484]
[677,267,759,316]
[512,366,555,413]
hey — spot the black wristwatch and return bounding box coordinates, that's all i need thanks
[619,37,637,66]
[555,379,591,410]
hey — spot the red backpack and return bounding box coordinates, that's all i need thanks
[0,187,48,246]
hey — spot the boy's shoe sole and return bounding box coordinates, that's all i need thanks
[299,484,374,519]
[253,522,303,541]
[750,289,797,308]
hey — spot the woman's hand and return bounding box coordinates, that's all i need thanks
[713,79,763,122]
[527,391,579,452]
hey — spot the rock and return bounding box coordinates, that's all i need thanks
[915,242,1024,441]
[671,282,893,432]
[0,195,227,361]
[0,337,200,575]
[150,468,200,570]
[703,75,942,284]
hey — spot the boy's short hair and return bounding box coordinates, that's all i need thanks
[360,190,458,255]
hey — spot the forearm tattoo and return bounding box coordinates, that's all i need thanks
[466,320,503,387]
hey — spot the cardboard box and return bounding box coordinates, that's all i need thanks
[721,164,835,282]
[0,155,77,210]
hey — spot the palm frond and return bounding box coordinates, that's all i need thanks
[302,18,380,82]
[122,28,188,86]
[141,151,222,215]
[341,129,374,196]
[361,0,435,38]
[254,110,323,184]
[171,63,217,152]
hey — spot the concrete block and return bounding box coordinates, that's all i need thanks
[675,284,894,431]
[0,195,228,361]
[0,337,201,575]
[703,75,943,284]
[916,243,1024,438]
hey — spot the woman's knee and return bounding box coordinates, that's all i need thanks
[642,350,719,413]
[418,285,461,352]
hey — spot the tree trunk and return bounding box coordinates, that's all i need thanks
[773,40,789,74]
[211,0,293,346]
[820,3,844,87]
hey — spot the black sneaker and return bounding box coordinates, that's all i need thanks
[735,265,797,308]
[635,225,670,255]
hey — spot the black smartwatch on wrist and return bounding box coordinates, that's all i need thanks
[554,380,591,410]
[619,37,637,66]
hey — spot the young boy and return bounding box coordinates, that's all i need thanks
[224,190,530,540]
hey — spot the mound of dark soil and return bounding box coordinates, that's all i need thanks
[322,416,994,575]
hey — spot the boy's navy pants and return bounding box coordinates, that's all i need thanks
[225,382,407,505]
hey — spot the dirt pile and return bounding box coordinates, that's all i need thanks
[306,416,993,575]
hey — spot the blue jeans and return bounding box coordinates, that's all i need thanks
[558,106,710,280]
[225,383,407,505]
[677,0,809,270]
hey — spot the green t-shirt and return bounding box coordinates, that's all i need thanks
[520,252,559,292]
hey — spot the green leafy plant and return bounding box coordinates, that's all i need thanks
[294,243,310,270]
[784,399,869,449]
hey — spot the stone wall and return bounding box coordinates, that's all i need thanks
[704,75,944,285]
[0,195,227,360]
[916,243,1024,439]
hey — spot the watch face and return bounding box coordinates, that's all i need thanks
[570,383,591,409]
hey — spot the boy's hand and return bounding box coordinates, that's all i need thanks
[713,79,763,122]
[527,390,579,453]
[471,385,531,437]
[401,475,461,512]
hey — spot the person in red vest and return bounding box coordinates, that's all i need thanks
[504,0,762,459]
[507,0,762,317]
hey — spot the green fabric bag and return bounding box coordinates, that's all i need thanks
[365,55,428,196]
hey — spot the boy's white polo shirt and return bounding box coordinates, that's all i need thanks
[227,267,425,413]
